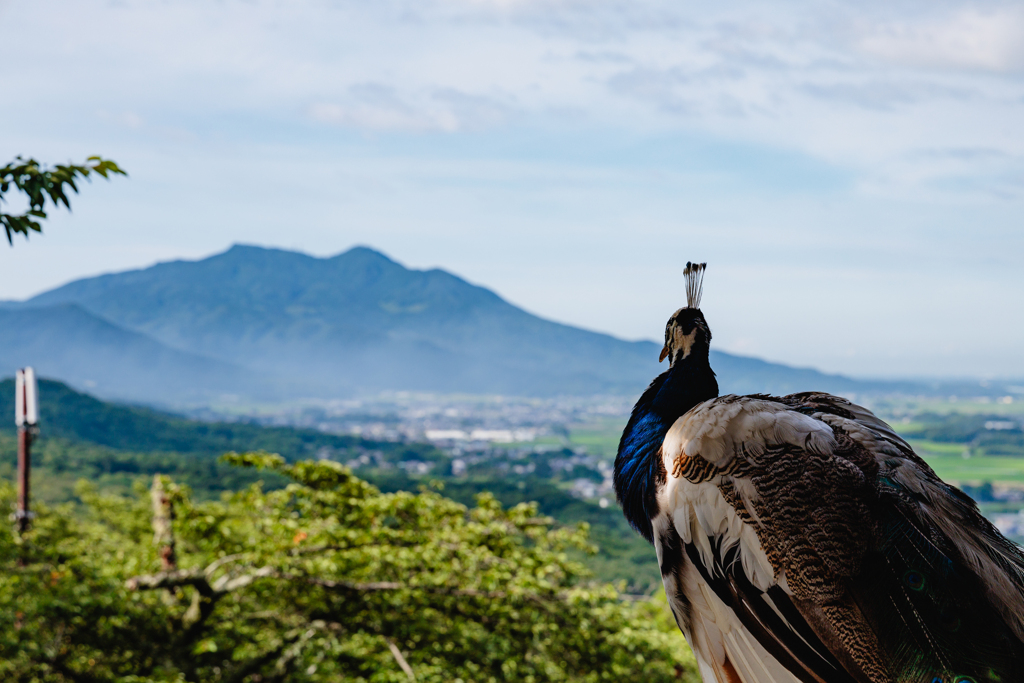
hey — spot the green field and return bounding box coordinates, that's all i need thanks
[565,417,625,457]
[873,395,1024,417]
[916,451,1024,485]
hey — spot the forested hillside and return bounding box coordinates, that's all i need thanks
[0,378,396,456]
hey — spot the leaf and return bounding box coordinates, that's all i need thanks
[0,155,126,244]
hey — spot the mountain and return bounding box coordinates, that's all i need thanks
[5,244,925,402]
[18,245,660,396]
[0,303,263,403]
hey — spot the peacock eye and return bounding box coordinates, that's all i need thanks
[904,570,926,592]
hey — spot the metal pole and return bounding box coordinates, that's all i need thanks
[16,426,31,534]
[15,368,35,535]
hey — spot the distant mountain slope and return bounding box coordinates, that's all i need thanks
[21,245,661,395]
[12,244,915,400]
[0,377,371,458]
[706,351,921,397]
[0,304,262,403]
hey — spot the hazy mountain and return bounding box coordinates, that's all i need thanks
[6,244,929,401]
[0,304,262,403]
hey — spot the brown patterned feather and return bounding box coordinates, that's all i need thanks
[659,392,1024,683]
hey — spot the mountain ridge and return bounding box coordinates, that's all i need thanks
[2,243,939,403]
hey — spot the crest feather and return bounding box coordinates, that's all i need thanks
[684,261,707,309]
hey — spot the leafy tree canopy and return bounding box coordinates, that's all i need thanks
[0,156,126,245]
[0,453,698,682]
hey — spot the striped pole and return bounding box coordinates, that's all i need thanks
[15,368,37,534]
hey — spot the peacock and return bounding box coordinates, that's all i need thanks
[613,263,1024,683]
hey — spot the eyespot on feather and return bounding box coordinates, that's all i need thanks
[904,570,926,592]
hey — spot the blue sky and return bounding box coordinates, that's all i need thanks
[1,0,1023,378]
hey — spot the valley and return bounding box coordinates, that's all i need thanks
[3,377,1022,594]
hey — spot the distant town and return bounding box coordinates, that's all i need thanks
[184,390,1024,539]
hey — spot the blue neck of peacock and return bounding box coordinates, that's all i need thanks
[614,351,719,542]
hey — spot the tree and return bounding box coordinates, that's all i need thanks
[0,156,126,245]
[0,453,699,682]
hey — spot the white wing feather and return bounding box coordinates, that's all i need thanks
[657,396,840,683]
[663,397,836,468]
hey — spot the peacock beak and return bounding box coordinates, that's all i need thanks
[659,345,669,363]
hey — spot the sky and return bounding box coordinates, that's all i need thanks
[1,0,1023,379]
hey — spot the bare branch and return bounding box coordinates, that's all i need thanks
[204,553,245,577]
[126,566,569,608]
[287,539,438,556]
[126,569,210,595]
[387,639,416,680]
[212,566,275,593]
[127,565,274,596]
[300,576,403,591]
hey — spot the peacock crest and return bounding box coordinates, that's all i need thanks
[684,261,706,309]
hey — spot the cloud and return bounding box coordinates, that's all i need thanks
[309,84,516,132]
[857,9,1024,72]
[607,67,700,116]
[96,110,145,129]
[903,146,1024,200]
[310,84,448,132]
[800,79,977,111]
[4,1,1020,187]
[913,146,1013,162]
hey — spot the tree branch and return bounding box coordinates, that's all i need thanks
[126,569,212,596]
[126,565,569,608]
[298,576,403,591]
[212,566,275,593]
[126,557,274,596]
[387,639,416,680]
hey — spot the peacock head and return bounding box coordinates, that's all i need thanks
[659,262,711,366]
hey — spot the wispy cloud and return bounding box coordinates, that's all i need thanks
[856,8,1024,73]
[309,84,517,132]
[5,0,1023,194]
[800,79,977,111]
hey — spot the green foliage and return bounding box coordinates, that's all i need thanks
[0,432,285,504]
[367,472,662,594]
[0,156,126,244]
[0,456,698,682]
